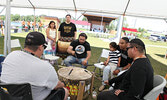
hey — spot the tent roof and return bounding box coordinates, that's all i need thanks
[0,0,167,19]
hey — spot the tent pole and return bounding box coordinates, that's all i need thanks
[33,8,35,31]
[4,0,11,56]
[7,0,11,54]
[116,15,124,43]
[0,7,6,14]
[100,13,103,32]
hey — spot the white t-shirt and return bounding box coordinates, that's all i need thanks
[0,51,59,100]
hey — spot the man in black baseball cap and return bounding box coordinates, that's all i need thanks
[1,31,69,100]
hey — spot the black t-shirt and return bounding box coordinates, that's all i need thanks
[117,46,133,67]
[58,22,77,37]
[70,39,91,58]
[118,58,154,100]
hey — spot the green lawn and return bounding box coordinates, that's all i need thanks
[0,32,167,100]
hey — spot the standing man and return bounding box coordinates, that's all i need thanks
[64,33,91,69]
[1,32,69,100]
[58,14,77,42]
[97,38,154,100]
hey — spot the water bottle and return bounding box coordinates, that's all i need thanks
[92,90,97,99]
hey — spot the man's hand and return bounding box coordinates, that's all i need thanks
[113,69,120,75]
[72,51,75,56]
[82,59,87,66]
[114,89,124,96]
[104,80,109,85]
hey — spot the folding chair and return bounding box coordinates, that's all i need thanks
[0,83,33,100]
[11,39,22,50]
[144,75,167,100]
[43,42,59,68]
[93,49,110,76]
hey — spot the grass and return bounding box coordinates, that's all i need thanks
[0,32,167,100]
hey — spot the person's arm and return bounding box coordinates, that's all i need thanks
[54,30,57,42]
[58,31,61,40]
[67,46,75,55]
[122,63,131,70]
[46,28,55,42]
[104,56,110,66]
[82,51,91,66]
[54,81,65,90]
[117,57,121,67]
[117,66,147,100]
[74,31,77,39]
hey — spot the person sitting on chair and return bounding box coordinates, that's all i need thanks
[1,32,69,100]
[97,38,154,100]
[99,37,132,92]
[64,33,91,69]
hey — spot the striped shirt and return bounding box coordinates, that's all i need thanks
[109,50,121,64]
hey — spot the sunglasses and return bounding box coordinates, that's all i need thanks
[43,44,47,49]
[126,46,134,50]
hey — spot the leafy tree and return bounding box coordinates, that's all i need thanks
[82,17,87,21]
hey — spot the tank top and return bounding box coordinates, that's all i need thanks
[49,29,56,38]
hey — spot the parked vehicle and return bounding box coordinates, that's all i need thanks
[149,34,161,41]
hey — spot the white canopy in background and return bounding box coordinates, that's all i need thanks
[1,0,167,56]
[1,0,167,19]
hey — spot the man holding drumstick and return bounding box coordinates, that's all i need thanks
[64,33,91,69]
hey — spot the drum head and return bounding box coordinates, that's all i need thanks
[58,67,92,81]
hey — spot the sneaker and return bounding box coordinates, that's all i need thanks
[98,85,105,92]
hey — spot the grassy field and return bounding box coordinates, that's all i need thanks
[0,32,167,100]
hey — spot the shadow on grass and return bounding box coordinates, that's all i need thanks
[155,54,165,58]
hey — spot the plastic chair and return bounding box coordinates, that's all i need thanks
[93,49,110,75]
[144,75,167,100]
[0,83,33,100]
[11,39,22,50]
[43,42,59,68]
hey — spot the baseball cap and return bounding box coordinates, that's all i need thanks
[129,38,145,50]
[25,32,47,46]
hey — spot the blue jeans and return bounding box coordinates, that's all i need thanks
[64,56,88,69]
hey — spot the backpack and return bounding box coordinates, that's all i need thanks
[158,87,167,100]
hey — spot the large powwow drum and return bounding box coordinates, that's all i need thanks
[58,67,92,98]
[57,40,71,53]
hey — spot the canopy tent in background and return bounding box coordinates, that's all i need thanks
[1,0,167,56]
[1,0,167,19]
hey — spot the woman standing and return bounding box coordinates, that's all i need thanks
[46,21,57,54]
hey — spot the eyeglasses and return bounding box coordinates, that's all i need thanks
[43,44,47,49]
[126,46,134,50]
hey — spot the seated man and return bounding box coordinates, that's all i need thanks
[0,32,69,100]
[99,37,132,91]
[97,38,154,100]
[64,33,91,69]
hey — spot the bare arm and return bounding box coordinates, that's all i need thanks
[85,51,91,61]
[54,81,65,90]
[67,46,75,55]
[58,31,61,40]
[74,31,77,39]
[46,28,55,42]
[54,30,57,42]
[117,57,121,67]
[122,63,131,70]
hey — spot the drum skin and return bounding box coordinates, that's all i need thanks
[57,40,71,53]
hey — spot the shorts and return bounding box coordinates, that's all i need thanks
[45,88,65,100]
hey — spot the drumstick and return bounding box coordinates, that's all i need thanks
[68,68,73,75]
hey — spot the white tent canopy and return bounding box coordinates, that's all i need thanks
[1,0,167,19]
[1,0,167,56]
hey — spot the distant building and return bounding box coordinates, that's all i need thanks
[70,20,91,30]
[40,16,60,28]
[83,13,117,32]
